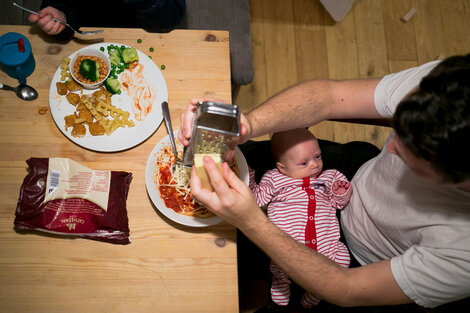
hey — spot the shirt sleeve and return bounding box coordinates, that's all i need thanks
[248,167,257,190]
[249,170,276,207]
[40,0,76,41]
[374,60,441,118]
[135,0,186,32]
[391,245,470,308]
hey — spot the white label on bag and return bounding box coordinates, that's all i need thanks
[44,158,111,211]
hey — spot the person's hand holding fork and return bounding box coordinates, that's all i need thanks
[28,6,66,35]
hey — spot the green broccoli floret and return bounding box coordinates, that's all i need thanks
[104,77,121,95]
[121,47,139,64]
[79,59,100,81]
[108,49,121,66]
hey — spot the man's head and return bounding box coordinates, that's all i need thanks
[271,128,322,179]
[391,54,470,186]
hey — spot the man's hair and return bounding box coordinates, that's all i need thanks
[392,54,470,183]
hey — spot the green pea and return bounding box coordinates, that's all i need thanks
[161,64,165,70]
[100,47,104,51]
[137,39,142,43]
[149,47,154,52]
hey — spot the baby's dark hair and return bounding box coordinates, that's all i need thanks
[392,54,470,183]
[270,128,317,163]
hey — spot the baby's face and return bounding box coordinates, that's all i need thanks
[277,139,323,179]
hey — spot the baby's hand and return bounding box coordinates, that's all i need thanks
[333,180,349,195]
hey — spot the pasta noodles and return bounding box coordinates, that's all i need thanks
[155,144,239,218]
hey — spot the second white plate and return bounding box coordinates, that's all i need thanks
[49,43,168,152]
[145,132,249,227]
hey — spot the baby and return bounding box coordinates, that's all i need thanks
[249,128,352,308]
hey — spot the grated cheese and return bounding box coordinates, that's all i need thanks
[157,161,193,201]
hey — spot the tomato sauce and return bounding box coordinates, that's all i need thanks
[157,163,200,215]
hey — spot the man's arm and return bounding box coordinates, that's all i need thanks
[247,78,382,139]
[191,157,412,307]
[244,210,411,307]
[178,78,382,146]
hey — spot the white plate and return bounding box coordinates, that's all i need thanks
[49,43,168,152]
[145,132,249,227]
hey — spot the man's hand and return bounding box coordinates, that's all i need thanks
[178,98,252,147]
[190,155,260,230]
[28,6,66,35]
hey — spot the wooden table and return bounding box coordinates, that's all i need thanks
[0,25,237,313]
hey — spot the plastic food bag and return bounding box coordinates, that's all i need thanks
[14,158,132,244]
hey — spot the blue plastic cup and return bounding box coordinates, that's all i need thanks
[0,32,36,84]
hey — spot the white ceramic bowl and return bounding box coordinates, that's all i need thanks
[69,47,110,89]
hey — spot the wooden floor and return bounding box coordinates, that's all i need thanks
[234,0,470,150]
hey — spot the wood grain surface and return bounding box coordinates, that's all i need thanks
[0,25,237,313]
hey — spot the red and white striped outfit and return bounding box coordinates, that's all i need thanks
[249,168,352,307]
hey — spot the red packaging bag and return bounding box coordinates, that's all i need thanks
[14,158,132,244]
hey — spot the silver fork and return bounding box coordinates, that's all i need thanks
[161,101,183,170]
[12,2,104,35]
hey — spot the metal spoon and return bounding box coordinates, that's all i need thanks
[161,101,181,168]
[0,83,38,101]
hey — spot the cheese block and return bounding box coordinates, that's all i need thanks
[193,153,223,191]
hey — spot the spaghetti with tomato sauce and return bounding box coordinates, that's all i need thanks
[158,162,211,217]
[155,146,239,218]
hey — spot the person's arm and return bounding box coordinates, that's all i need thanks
[245,213,411,307]
[178,78,381,146]
[249,169,276,207]
[135,0,186,33]
[191,156,412,307]
[246,78,382,139]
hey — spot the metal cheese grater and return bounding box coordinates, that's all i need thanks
[182,101,240,167]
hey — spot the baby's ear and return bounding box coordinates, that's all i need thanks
[276,162,287,175]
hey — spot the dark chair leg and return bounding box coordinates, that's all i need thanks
[231,83,241,104]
